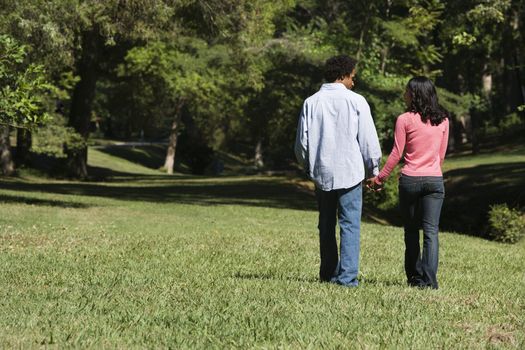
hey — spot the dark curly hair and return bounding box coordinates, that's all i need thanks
[406,76,448,126]
[324,55,357,82]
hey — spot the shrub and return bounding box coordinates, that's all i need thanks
[32,123,86,158]
[364,157,400,211]
[487,204,525,243]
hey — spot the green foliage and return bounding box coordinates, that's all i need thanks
[1,0,524,171]
[436,88,473,118]
[0,35,51,128]
[32,123,86,157]
[357,73,406,142]
[118,37,237,145]
[452,31,477,47]
[364,158,400,211]
[488,204,525,243]
[466,0,511,23]
[30,70,83,157]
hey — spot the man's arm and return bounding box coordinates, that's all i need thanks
[357,97,382,178]
[294,101,309,169]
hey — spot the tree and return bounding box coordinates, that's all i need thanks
[0,0,184,177]
[0,35,50,175]
[120,38,232,174]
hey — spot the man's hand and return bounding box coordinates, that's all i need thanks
[366,176,383,192]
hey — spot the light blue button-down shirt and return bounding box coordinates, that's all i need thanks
[294,83,382,191]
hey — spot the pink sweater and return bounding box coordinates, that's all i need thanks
[377,112,449,183]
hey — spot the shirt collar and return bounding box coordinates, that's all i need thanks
[321,82,347,90]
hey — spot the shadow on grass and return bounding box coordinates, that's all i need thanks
[0,193,90,208]
[441,162,525,235]
[234,272,407,287]
[233,272,318,283]
[0,177,317,211]
[362,277,405,287]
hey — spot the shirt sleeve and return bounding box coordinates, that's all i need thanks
[357,97,382,178]
[377,115,406,184]
[294,101,308,169]
[439,118,449,165]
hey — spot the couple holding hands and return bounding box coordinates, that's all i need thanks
[295,55,449,289]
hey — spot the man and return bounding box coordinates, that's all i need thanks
[294,55,381,287]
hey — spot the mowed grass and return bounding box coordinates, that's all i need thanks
[0,149,524,348]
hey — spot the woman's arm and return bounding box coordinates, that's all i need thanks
[376,115,407,184]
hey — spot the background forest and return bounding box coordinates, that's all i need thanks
[1,0,524,178]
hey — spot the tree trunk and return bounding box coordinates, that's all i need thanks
[511,9,525,115]
[67,29,101,178]
[380,46,389,74]
[163,100,185,174]
[482,70,492,97]
[356,3,374,62]
[164,118,179,175]
[380,43,395,75]
[513,52,525,115]
[254,138,264,168]
[380,0,393,75]
[472,62,493,154]
[16,128,32,166]
[0,126,15,176]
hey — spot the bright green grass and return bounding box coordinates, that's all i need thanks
[443,143,525,171]
[0,149,524,348]
[88,148,164,175]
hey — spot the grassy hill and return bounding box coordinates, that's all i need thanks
[0,146,523,348]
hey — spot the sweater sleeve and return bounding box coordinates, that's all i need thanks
[439,118,449,165]
[377,115,406,184]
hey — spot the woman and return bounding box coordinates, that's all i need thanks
[368,76,449,289]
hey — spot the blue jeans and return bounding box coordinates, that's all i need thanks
[315,183,362,286]
[398,175,444,289]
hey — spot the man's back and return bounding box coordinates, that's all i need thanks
[295,83,381,191]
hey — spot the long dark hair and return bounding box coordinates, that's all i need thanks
[406,76,448,126]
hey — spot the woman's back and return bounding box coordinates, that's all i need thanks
[401,112,449,177]
[377,112,449,182]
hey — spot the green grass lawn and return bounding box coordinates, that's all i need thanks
[0,148,524,348]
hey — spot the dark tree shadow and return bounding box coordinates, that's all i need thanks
[0,193,90,208]
[440,162,525,235]
[0,177,317,211]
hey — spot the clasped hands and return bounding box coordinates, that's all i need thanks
[365,176,383,192]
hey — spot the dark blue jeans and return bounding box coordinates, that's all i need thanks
[315,183,362,287]
[399,175,444,289]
